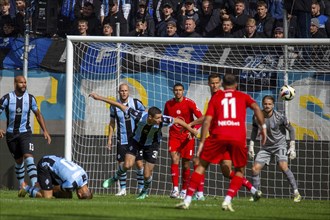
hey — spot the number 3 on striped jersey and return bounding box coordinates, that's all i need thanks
[221,98,236,119]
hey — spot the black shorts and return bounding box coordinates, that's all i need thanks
[117,144,143,162]
[6,132,34,159]
[127,140,159,164]
[37,158,58,190]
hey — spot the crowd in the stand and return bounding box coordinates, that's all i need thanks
[0,0,329,38]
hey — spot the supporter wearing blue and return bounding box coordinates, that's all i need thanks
[0,76,51,197]
[254,1,275,38]
[20,155,93,199]
[89,92,198,199]
[311,0,328,36]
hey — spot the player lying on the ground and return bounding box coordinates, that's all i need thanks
[19,155,93,199]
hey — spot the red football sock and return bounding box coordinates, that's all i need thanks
[171,164,179,188]
[242,177,253,191]
[226,175,243,198]
[182,168,190,190]
[186,172,203,197]
[197,174,205,192]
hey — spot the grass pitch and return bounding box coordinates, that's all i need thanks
[0,190,329,220]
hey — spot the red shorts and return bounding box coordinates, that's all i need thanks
[168,135,195,160]
[200,135,247,168]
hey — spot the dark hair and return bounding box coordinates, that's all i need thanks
[208,73,221,82]
[262,95,275,104]
[148,106,162,117]
[222,73,237,86]
[173,83,184,90]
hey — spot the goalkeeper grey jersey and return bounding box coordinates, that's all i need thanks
[251,110,295,148]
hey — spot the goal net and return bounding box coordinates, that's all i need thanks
[66,37,330,200]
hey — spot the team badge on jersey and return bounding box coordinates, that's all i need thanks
[176,110,181,114]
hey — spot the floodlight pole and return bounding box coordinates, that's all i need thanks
[23,0,32,80]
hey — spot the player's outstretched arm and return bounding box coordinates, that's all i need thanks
[250,103,267,146]
[173,117,198,137]
[89,93,128,112]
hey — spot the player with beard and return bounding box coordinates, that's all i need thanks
[0,76,51,197]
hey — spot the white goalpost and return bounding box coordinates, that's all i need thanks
[65,36,330,200]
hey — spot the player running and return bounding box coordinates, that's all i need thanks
[249,95,302,202]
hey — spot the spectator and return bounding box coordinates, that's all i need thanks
[311,0,328,35]
[127,19,148,36]
[74,0,101,20]
[2,19,18,37]
[14,0,26,36]
[72,2,101,35]
[310,17,327,37]
[102,20,113,36]
[284,0,312,38]
[217,18,234,37]
[267,0,284,22]
[177,0,199,35]
[103,1,128,36]
[198,0,221,37]
[0,0,13,37]
[77,19,88,36]
[130,0,155,36]
[237,18,262,38]
[273,26,284,38]
[229,0,250,35]
[153,0,180,26]
[180,17,200,37]
[166,20,179,37]
[155,2,176,37]
[254,1,275,38]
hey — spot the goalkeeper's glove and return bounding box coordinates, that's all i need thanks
[248,140,255,159]
[287,141,296,160]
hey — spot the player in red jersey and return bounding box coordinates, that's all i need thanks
[190,73,260,201]
[164,83,203,199]
[176,73,267,211]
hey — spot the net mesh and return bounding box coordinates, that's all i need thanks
[69,39,330,200]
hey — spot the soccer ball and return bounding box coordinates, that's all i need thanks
[280,85,295,101]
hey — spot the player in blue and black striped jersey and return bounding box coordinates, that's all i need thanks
[20,155,93,199]
[0,76,51,197]
[108,84,146,196]
[89,92,198,199]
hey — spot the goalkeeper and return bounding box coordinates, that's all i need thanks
[248,95,302,202]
